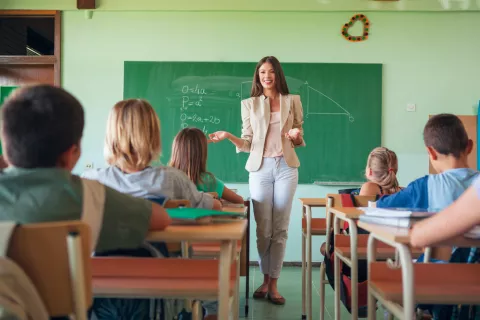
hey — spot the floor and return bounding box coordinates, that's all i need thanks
[237,266,387,320]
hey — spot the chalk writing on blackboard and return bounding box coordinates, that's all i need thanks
[241,80,354,122]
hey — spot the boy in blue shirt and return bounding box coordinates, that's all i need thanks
[377,113,478,211]
[377,114,478,319]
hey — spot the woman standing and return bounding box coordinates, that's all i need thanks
[209,56,306,305]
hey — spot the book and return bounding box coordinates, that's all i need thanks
[220,199,245,208]
[359,207,437,218]
[359,215,423,228]
[464,225,480,239]
[166,207,245,225]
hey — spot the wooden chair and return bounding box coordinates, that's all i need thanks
[206,192,219,199]
[323,194,423,320]
[370,262,480,319]
[91,198,241,320]
[319,194,375,320]
[7,221,91,320]
[300,198,327,320]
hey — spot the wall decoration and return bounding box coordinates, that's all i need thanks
[341,14,370,42]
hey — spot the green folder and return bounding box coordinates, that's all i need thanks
[166,207,244,224]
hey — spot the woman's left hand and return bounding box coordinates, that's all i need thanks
[285,128,302,144]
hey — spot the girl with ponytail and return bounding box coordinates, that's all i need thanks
[360,147,402,196]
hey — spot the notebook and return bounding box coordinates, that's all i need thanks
[167,207,245,225]
[359,215,423,228]
[464,225,480,239]
[360,207,437,218]
[220,199,245,208]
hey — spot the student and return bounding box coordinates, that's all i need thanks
[377,114,479,320]
[411,177,480,247]
[0,85,171,319]
[169,127,243,204]
[359,147,402,196]
[82,99,222,211]
[376,113,479,211]
[82,99,220,320]
[320,147,402,255]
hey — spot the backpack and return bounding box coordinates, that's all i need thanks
[323,192,376,318]
[0,222,49,320]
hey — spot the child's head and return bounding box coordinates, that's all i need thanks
[1,85,84,171]
[169,127,208,184]
[104,99,161,172]
[423,114,472,172]
[365,147,400,194]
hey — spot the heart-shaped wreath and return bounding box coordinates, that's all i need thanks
[341,14,370,42]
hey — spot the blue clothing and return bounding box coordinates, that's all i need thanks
[377,168,479,211]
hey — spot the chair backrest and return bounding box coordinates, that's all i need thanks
[326,194,376,208]
[7,221,92,317]
[206,192,219,199]
[146,195,168,206]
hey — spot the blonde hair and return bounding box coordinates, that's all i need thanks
[104,99,161,172]
[365,147,400,195]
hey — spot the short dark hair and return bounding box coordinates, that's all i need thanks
[423,113,468,158]
[1,85,84,168]
[251,56,290,97]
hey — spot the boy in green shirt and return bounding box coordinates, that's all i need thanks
[0,85,171,319]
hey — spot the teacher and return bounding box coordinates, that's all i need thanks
[209,56,305,305]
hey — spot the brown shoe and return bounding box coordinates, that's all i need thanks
[267,293,286,305]
[253,286,267,299]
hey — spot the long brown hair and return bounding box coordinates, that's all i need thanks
[104,99,161,172]
[365,147,401,195]
[169,127,215,187]
[250,56,290,97]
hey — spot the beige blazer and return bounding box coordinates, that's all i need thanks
[236,94,306,172]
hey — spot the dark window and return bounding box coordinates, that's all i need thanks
[0,17,54,56]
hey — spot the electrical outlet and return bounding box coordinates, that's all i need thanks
[85,162,94,169]
[407,103,416,112]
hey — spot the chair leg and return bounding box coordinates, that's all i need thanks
[319,262,325,320]
[191,301,201,320]
[66,232,88,320]
[302,231,306,319]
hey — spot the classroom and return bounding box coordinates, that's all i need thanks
[0,0,480,319]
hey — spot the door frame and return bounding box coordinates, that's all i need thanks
[0,10,61,86]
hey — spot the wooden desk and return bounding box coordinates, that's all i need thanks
[299,198,327,320]
[357,221,480,320]
[148,220,247,320]
[330,207,364,219]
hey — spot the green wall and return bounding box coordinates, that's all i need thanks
[59,11,480,262]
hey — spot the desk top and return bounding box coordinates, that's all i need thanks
[357,221,480,247]
[299,198,327,207]
[329,207,364,219]
[147,220,247,242]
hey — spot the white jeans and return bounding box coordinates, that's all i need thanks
[249,156,298,279]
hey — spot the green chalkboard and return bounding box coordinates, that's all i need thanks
[0,86,18,155]
[124,62,382,183]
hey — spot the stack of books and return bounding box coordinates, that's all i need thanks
[358,207,437,228]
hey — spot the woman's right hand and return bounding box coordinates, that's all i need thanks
[209,131,231,143]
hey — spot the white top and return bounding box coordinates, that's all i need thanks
[263,112,283,158]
